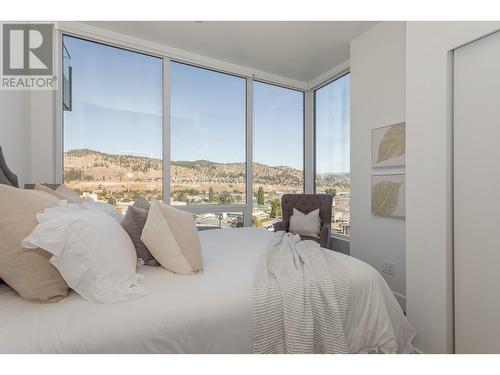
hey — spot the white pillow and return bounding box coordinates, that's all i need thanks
[22,207,146,304]
[36,200,124,224]
[288,208,321,238]
[81,199,124,223]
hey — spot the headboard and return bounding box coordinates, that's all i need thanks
[0,146,19,188]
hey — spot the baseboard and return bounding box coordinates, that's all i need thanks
[392,291,406,312]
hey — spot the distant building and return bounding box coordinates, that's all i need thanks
[334,191,350,210]
[170,197,187,206]
[253,210,269,220]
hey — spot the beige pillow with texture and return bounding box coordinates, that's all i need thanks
[141,200,203,274]
[289,208,321,238]
[0,185,69,302]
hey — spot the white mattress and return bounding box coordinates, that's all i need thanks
[0,228,415,353]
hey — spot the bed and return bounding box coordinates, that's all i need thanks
[0,227,415,354]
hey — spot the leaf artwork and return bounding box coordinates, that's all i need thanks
[372,181,403,216]
[376,123,405,164]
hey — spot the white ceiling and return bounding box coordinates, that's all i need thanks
[83,21,376,83]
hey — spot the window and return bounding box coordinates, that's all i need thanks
[170,62,246,206]
[315,73,351,236]
[62,36,163,213]
[253,82,304,229]
[194,212,244,230]
[61,35,310,230]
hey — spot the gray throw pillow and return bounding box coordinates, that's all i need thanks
[121,205,159,266]
[0,168,13,186]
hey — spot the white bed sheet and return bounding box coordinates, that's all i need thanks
[0,228,415,353]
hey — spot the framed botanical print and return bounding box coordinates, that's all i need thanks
[372,122,405,168]
[371,174,405,219]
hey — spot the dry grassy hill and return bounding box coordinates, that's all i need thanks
[64,149,304,188]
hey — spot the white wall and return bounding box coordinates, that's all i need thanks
[453,32,500,352]
[406,21,500,354]
[349,22,407,309]
[0,91,56,187]
[29,91,57,184]
[0,91,31,186]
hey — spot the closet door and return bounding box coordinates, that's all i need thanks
[454,30,500,353]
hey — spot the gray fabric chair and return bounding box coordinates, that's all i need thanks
[273,194,332,249]
[0,146,19,187]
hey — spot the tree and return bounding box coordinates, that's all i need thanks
[176,191,188,202]
[252,216,262,228]
[218,191,234,205]
[64,168,83,182]
[325,188,337,198]
[208,187,215,203]
[257,186,265,206]
[270,199,282,219]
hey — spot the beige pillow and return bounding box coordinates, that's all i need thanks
[141,200,203,274]
[34,184,67,201]
[34,184,82,204]
[0,185,69,302]
[55,184,82,203]
[289,208,321,238]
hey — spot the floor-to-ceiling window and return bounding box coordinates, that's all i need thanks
[61,35,311,229]
[62,35,163,214]
[315,73,351,236]
[170,62,247,228]
[253,81,304,229]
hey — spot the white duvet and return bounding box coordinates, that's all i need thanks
[0,228,415,353]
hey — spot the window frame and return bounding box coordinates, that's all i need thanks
[312,69,351,240]
[56,31,307,228]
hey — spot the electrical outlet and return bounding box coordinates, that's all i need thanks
[382,261,395,276]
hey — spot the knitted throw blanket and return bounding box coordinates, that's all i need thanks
[253,232,350,354]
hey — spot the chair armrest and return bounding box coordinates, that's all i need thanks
[273,221,287,232]
[319,224,331,249]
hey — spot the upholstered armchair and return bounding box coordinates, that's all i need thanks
[273,194,332,249]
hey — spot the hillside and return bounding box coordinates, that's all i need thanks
[64,149,304,186]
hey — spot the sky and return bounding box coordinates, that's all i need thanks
[315,74,350,174]
[63,35,349,173]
